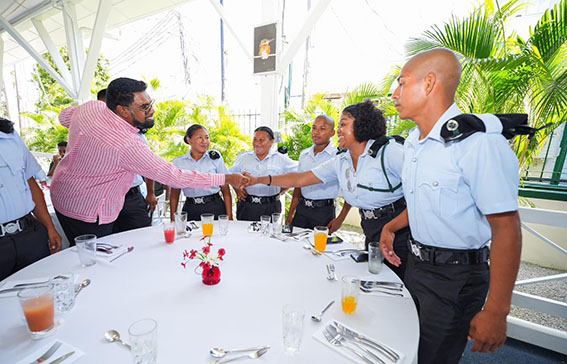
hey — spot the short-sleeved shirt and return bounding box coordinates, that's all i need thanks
[172,150,229,197]
[297,143,339,200]
[229,150,297,196]
[0,131,42,223]
[402,103,519,250]
[312,139,404,209]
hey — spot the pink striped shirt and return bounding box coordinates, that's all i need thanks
[51,100,225,224]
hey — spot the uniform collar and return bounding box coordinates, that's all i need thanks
[418,103,462,144]
[256,149,278,162]
[184,151,209,162]
[309,142,335,157]
[0,131,15,139]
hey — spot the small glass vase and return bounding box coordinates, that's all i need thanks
[202,265,221,285]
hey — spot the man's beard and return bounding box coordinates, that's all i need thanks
[131,112,155,133]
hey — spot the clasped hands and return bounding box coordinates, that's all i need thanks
[225,172,261,189]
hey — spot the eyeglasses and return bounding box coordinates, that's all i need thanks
[129,99,154,116]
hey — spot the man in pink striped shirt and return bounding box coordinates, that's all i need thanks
[51,78,248,244]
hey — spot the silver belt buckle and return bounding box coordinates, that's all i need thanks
[410,241,423,260]
[304,199,313,208]
[1,221,21,236]
[194,197,204,204]
[363,210,376,219]
[252,196,262,204]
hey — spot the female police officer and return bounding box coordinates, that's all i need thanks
[170,124,233,221]
[243,101,410,280]
[229,126,297,221]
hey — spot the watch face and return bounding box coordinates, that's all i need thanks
[282,225,292,234]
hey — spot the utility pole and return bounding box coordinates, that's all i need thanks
[220,0,226,102]
[301,0,311,109]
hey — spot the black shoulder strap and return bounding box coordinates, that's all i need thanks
[277,146,288,154]
[336,148,347,155]
[440,113,537,142]
[208,150,220,160]
[0,118,14,134]
[356,136,402,193]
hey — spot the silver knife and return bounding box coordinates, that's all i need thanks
[333,320,399,362]
[47,351,74,364]
[29,341,61,364]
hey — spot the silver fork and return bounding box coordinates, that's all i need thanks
[360,286,404,297]
[97,242,120,249]
[329,264,338,281]
[30,341,61,363]
[327,325,385,364]
[325,264,334,281]
[323,328,374,364]
[333,321,400,362]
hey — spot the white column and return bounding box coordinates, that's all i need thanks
[260,0,280,132]
[0,37,3,106]
[62,0,86,94]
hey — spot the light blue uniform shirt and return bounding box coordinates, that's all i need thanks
[229,150,297,196]
[172,150,228,197]
[402,103,519,250]
[312,139,404,210]
[297,143,339,200]
[131,133,148,188]
[0,131,42,223]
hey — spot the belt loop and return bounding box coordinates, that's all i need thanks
[429,247,436,265]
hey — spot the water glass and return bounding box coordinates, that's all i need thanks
[282,304,305,354]
[368,242,383,274]
[51,273,75,312]
[313,226,328,252]
[271,213,282,236]
[174,212,187,235]
[218,215,229,236]
[260,215,270,236]
[129,318,158,364]
[75,234,97,267]
[201,213,214,236]
[341,275,360,315]
[162,222,175,244]
[18,285,55,339]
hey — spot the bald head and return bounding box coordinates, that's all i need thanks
[314,114,335,127]
[405,48,461,99]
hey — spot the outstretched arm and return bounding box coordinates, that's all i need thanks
[468,211,521,353]
[245,170,322,188]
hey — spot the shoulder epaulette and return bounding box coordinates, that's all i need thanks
[440,113,540,142]
[277,146,288,154]
[336,148,347,155]
[208,150,221,160]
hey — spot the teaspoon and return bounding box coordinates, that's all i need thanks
[104,329,131,350]
[74,279,91,297]
[311,300,335,322]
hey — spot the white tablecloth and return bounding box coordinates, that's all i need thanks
[0,222,418,363]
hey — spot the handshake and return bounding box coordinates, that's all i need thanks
[225,172,260,189]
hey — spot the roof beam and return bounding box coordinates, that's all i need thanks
[32,18,73,87]
[279,0,332,71]
[0,14,77,99]
[78,0,112,101]
[62,0,86,92]
[0,37,3,106]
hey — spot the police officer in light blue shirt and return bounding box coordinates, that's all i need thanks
[243,101,410,280]
[380,49,522,364]
[286,114,351,231]
[170,125,232,221]
[229,126,297,221]
[0,118,62,281]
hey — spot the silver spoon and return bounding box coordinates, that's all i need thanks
[215,348,268,364]
[104,329,131,350]
[74,279,90,297]
[210,345,270,358]
[311,300,335,322]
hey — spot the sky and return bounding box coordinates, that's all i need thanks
[3,0,560,126]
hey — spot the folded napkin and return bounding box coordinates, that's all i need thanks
[71,241,128,261]
[313,319,404,364]
[15,340,85,364]
[0,277,50,298]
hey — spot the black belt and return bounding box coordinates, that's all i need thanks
[126,186,141,197]
[186,193,221,205]
[245,194,278,204]
[0,213,34,237]
[300,198,334,208]
[409,238,490,265]
[359,198,406,220]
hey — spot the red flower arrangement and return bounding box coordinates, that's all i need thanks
[181,236,226,271]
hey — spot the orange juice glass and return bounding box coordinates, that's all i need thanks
[201,213,214,236]
[341,276,360,315]
[18,285,55,339]
[313,226,328,252]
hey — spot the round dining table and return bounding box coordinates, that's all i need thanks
[0,221,418,364]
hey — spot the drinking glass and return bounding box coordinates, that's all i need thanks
[75,234,97,267]
[313,226,328,252]
[341,275,360,315]
[260,215,270,236]
[129,318,158,364]
[201,213,214,237]
[50,273,75,313]
[163,222,175,244]
[282,304,305,354]
[174,212,187,236]
[271,213,282,236]
[218,215,229,236]
[18,285,55,339]
[368,242,383,274]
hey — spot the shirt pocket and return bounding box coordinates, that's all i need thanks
[1,154,28,193]
[417,171,460,215]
